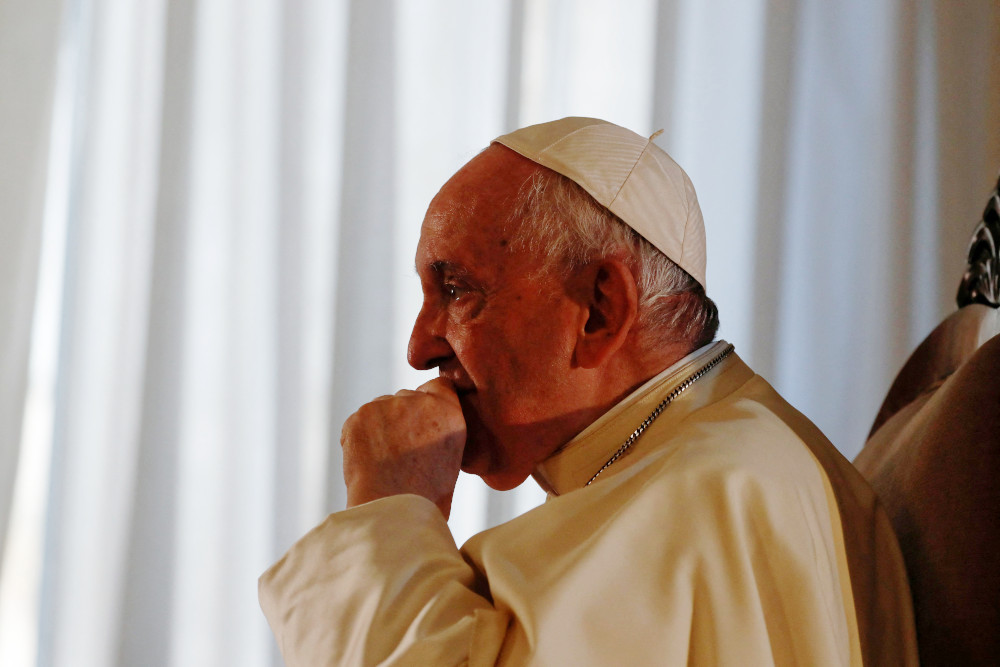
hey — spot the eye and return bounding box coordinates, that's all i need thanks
[444,283,468,301]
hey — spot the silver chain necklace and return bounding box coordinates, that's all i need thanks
[586,344,735,486]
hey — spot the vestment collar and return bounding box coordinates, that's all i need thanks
[531,340,746,496]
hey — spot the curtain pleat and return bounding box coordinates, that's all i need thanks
[114,0,193,658]
[0,0,63,577]
[326,0,398,516]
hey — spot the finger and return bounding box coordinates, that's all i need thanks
[416,377,460,404]
[392,388,415,397]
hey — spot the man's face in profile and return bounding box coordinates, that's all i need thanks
[408,146,587,490]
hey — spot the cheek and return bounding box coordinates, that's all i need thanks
[516,307,580,370]
[449,298,576,392]
[450,314,511,361]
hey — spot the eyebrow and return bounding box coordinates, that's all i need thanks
[430,261,471,278]
[413,259,468,276]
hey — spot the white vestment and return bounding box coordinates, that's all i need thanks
[259,341,918,666]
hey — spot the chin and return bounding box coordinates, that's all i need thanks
[459,405,533,491]
[474,458,533,492]
[460,446,530,491]
[478,469,532,492]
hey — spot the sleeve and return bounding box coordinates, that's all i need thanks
[258,494,511,667]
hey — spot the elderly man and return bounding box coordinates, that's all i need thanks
[259,118,917,665]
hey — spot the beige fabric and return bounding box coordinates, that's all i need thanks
[260,343,917,665]
[493,117,707,289]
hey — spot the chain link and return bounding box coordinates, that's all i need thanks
[586,344,735,486]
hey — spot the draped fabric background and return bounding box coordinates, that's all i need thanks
[0,0,997,664]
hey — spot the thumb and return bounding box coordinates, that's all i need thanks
[416,377,461,405]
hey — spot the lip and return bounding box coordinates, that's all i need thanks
[439,372,475,396]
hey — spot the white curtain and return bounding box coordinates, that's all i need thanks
[0,0,63,663]
[0,0,997,665]
[0,0,61,584]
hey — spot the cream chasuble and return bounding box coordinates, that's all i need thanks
[260,342,918,666]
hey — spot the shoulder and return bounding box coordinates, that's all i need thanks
[636,380,833,499]
[584,386,843,552]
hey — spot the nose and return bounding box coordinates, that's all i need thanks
[407,302,455,370]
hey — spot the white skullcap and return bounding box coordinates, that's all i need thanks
[493,117,707,289]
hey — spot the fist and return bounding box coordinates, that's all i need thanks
[341,377,467,518]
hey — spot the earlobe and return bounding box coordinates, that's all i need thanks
[575,260,638,369]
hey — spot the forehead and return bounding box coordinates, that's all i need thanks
[416,145,542,267]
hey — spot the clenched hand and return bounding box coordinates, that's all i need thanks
[341,377,467,518]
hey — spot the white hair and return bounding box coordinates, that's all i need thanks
[505,168,719,350]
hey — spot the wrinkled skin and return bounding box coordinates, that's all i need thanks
[342,378,466,517]
[341,145,676,517]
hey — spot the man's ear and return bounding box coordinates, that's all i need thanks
[575,259,639,369]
